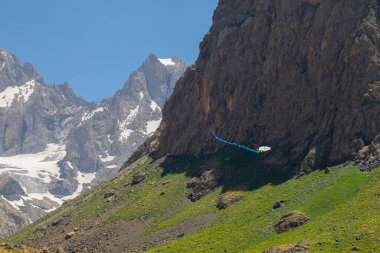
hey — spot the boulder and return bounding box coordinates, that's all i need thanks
[103,189,119,199]
[274,212,309,234]
[64,231,76,240]
[187,169,223,201]
[272,200,286,210]
[216,192,243,210]
[42,247,50,253]
[131,172,147,185]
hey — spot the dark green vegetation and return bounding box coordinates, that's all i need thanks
[5,148,380,252]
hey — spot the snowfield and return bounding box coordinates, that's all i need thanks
[158,58,175,66]
[0,80,37,108]
[0,143,96,212]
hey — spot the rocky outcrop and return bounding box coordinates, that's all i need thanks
[263,245,311,253]
[216,192,243,210]
[186,169,223,201]
[353,134,380,171]
[274,212,309,233]
[131,172,147,185]
[154,0,380,172]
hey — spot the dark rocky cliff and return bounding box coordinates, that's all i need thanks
[155,0,380,171]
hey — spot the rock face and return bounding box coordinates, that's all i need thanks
[0,50,39,91]
[0,198,29,239]
[354,133,380,171]
[0,49,187,238]
[154,0,380,172]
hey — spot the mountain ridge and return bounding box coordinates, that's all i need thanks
[0,49,187,238]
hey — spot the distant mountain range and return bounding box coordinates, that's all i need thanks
[0,48,187,238]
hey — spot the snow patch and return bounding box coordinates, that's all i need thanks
[106,165,118,169]
[25,191,63,206]
[158,58,175,66]
[119,128,134,142]
[139,91,144,100]
[0,80,37,108]
[126,105,139,123]
[144,119,161,136]
[0,50,10,58]
[0,62,5,72]
[118,105,140,141]
[0,144,67,208]
[99,153,116,163]
[79,107,105,126]
[150,100,161,112]
[67,161,74,169]
[0,143,66,184]
[64,171,96,200]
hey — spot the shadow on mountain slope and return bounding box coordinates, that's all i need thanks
[159,146,295,194]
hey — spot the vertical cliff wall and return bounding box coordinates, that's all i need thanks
[156,0,380,170]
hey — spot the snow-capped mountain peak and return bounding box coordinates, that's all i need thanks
[0,49,188,238]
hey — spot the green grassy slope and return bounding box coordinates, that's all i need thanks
[5,149,380,253]
[149,164,380,252]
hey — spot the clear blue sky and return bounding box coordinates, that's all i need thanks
[0,0,218,101]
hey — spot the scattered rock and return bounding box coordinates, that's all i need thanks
[187,169,223,201]
[334,238,342,242]
[42,246,50,253]
[216,192,243,210]
[4,244,13,250]
[274,212,309,233]
[185,177,197,188]
[56,247,66,253]
[351,246,359,251]
[272,200,286,210]
[162,180,172,185]
[296,172,307,179]
[74,227,80,232]
[51,219,62,226]
[263,244,311,253]
[159,192,165,196]
[65,231,76,240]
[132,172,147,185]
[104,189,119,199]
[353,134,380,172]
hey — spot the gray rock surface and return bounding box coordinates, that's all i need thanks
[152,0,380,173]
[0,198,29,239]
